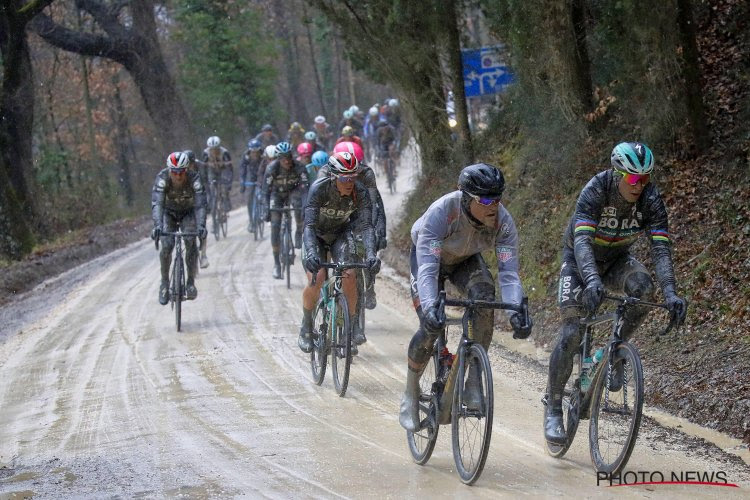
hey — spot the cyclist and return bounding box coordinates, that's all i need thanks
[298,151,381,354]
[338,109,363,138]
[363,106,380,163]
[335,125,363,149]
[304,130,324,153]
[305,150,328,184]
[287,121,306,149]
[398,163,533,431]
[311,115,333,151]
[184,150,209,269]
[544,142,688,444]
[296,142,314,166]
[202,136,233,214]
[240,139,264,233]
[320,141,387,313]
[151,152,208,304]
[263,141,309,279]
[254,123,279,148]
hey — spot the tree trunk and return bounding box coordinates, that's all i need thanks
[442,0,474,165]
[570,0,593,115]
[676,0,709,152]
[0,0,52,257]
[302,3,328,120]
[112,73,134,205]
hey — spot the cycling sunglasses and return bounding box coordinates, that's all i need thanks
[617,170,650,186]
[334,173,358,183]
[169,168,187,175]
[467,193,502,206]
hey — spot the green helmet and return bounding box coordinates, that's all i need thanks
[610,142,654,175]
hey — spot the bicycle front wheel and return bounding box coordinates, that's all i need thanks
[220,194,228,238]
[280,225,292,289]
[212,200,220,241]
[330,294,352,397]
[174,256,183,332]
[452,343,493,485]
[310,299,328,385]
[589,342,644,474]
[406,351,440,465]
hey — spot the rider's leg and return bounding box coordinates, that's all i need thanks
[400,245,441,430]
[450,254,495,411]
[182,213,199,299]
[158,213,177,305]
[602,255,655,390]
[270,195,283,278]
[199,233,209,268]
[545,249,585,443]
[247,184,256,230]
[299,241,327,352]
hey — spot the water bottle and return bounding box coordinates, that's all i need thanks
[580,356,593,392]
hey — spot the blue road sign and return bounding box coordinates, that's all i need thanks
[462,45,514,97]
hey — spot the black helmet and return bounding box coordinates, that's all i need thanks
[183,150,196,162]
[457,163,504,198]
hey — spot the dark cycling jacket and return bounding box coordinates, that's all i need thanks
[151,168,207,227]
[303,177,376,259]
[564,169,676,293]
[263,159,308,200]
[202,147,233,184]
[240,150,262,185]
[411,190,523,314]
[318,164,386,240]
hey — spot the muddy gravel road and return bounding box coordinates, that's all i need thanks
[1,154,749,498]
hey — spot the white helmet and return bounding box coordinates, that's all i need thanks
[314,115,325,124]
[207,136,220,148]
[304,131,317,141]
[166,151,189,171]
[343,109,353,119]
[264,145,276,159]
[368,106,379,117]
[388,98,398,107]
[349,105,359,114]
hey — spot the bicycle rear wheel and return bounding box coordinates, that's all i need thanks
[589,342,644,474]
[544,353,582,458]
[174,256,183,332]
[330,294,352,397]
[452,343,493,485]
[310,299,328,385]
[280,224,292,289]
[285,227,293,289]
[406,351,440,465]
[212,198,220,241]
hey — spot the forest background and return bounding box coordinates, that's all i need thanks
[1,0,748,445]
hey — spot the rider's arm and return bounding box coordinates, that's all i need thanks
[495,207,524,315]
[223,151,234,185]
[572,175,607,285]
[302,179,325,255]
[239,154,249,185]
[151,171,167,228]
[190,171,207,228]
[263,161,277,202]
[351,184,376,259]
[362,168,386,239]
[643,187,678,294]
[413,201,450,312]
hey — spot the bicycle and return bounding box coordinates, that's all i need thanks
[378,146,397,195]
[309,261,370,397]
[541,293,682,474]
[211,179,230,240]
[156,229,200,332]
[269,207,295,289]
[406,290,529,485]
[243,181,265,241]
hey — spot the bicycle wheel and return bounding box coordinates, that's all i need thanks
[406,350,440,464]
[330,294,352,397]
[220,195,228,238]
[310,299,328,385]
[589,342,644,474]
[212,197,220,241]
[174,255,183,332]
[544,353,582,458]
[280,224,291,288]
[285,227,293,289]
[386,158,395,194]
[257,202,265,240]
[357,269,366,334]
[452,343,493,485]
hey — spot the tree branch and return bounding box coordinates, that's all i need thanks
[29,12,131,64]
[17,0,55,22]
[75,0,131,40]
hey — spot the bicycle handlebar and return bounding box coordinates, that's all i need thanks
[594,293,681,335]
[268,207,295,212]
[309,262,370,286]
[437,290,530,327]
[154,231,201,250]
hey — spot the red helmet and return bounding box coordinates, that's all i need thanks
[327,151,359,175]
[297,142,313,156]
[166,151,189,171]
[333,141,364,163]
